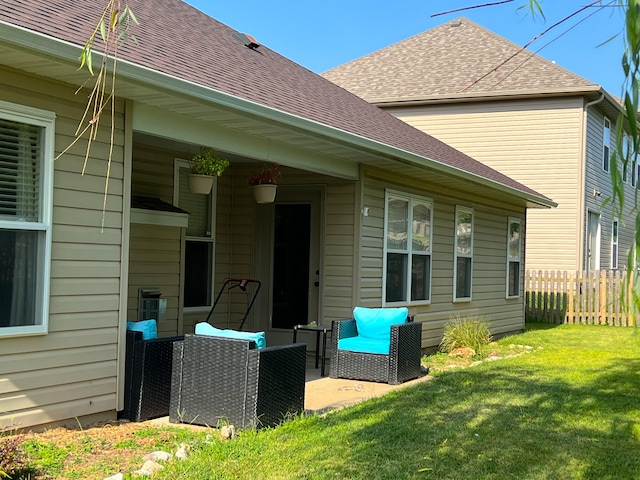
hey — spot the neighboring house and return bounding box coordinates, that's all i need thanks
[324,17,635,273]
[0,2,552,430]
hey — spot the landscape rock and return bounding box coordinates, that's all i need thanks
[134,460,164,476]
[220,424,237,440]
[175,443,189,460]
[103,474,124,480]
[449,347,476,358]
[143,451,173,462]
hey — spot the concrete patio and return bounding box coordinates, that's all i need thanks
[302,362,433,413]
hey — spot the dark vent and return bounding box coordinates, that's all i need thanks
[233,32,260,50]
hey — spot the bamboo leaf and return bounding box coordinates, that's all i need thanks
[127,7,139,25]
[99,19,107,42]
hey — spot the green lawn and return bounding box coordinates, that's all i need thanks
[18,323,640,479]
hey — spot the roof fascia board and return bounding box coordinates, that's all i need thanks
[1,20,553,208]
[371,86,604,107]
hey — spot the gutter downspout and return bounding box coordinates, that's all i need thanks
[578,92,605,270]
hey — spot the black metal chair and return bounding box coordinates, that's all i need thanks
[330,316,422,385]
[169,334,306,429]
[121,330,184,422]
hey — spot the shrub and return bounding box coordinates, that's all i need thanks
[0,436,35,479]
[440,315,491,355]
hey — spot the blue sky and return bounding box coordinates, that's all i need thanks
[187,1,626,95]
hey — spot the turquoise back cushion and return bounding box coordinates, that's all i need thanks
[353,307,408,341]
[195,322,267,349]
[127,319,158,340]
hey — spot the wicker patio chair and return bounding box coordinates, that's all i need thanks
[121,330,184,422]
[330,310,422,385]
[169,334,306,429]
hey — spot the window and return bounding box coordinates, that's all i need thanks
[603,118,610,172]
[507,217,522,298]
[0,101,54,336]
[612,217,619,270]
[174,159,215,308]
[383,191,433,305]
[454,206,473,301]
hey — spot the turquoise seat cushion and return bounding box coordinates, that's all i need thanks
[127,319,158,340]
[195,322,266,349]
[338,336,390,355]
[353,307,408,342]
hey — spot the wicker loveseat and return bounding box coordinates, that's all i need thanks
[169,334,307,429]
[330,307,422,385]
[121,330,184,422]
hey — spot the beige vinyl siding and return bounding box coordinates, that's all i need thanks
[322,182,357,322]
[360,167,525,349]
[387,97,584,271]
[127,223,182,336]
[0,67,124,429]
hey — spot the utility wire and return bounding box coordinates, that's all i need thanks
[460,0,610,92]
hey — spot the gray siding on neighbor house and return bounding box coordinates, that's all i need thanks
[386,97,584,272]
[584,106,636,271]
[0,67,125,428]
[359,167,526,349]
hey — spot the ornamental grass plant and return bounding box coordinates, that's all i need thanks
[439,314,492,356]
[13,323,640,479]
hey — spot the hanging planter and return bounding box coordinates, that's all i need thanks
[247,163,281,204]
[251,184,277,204]
[188,174,214,195]
[188,147,230,194]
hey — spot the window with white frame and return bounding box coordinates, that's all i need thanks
[0,101,54,335]
[507,217,522,298]
[174,159,215,308]
[612,217,619,270]
[454,206,473,301]
[603,118,611,173]
[384,191,433,305]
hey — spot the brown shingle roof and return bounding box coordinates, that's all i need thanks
[323,17,599,102]
[0,1,549,201]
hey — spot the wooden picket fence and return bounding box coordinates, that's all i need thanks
[525,269,637,326]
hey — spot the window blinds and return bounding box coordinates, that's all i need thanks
[0,119,41,221]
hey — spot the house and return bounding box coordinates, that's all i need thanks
[323,17,635,273]
[0,2,553,430]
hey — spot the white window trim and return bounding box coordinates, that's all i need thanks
[612,217,619,270]
[173,158,216,313]
[382,189,433,306]
[453,205,474,303]
[623,135,630,184]
[0,100,55,337]
[603,117,611,173]
[506,217,522,299]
